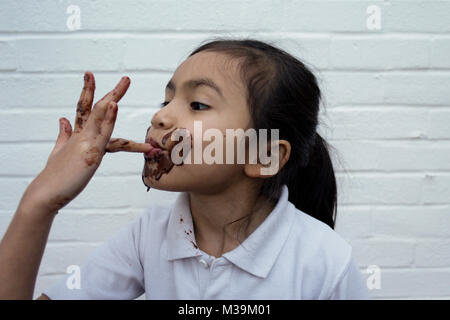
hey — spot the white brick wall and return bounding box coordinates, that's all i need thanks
[0,0,449,300]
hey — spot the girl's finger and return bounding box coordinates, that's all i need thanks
[97,76,130,105]
[49,118,72,157]
[106,138,152,153]
[64,117,73,135]
[60,118,73,139]
[74,71,95,134]
[96,101,118,147]
[85,76,130,138]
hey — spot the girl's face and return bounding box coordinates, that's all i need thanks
[143,51,253,194]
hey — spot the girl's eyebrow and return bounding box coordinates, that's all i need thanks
[165,77,225,100]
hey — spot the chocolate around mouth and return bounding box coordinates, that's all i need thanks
[142,127,191,192]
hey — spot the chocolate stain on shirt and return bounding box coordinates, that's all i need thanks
[190,240,199,249]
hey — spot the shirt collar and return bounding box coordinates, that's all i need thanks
[166,184,296,278]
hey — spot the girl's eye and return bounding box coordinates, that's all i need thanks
[190,101,210,111]
[159,101,210,111]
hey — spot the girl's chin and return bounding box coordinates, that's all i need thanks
[142,173,183,192]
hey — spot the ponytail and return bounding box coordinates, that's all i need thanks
[287,133,337,229]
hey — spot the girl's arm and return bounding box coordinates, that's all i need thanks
[0,192,56,299]
[0,72,149,300]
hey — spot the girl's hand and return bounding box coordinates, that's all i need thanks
[20,72,149,215]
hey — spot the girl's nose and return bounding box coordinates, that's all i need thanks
[151,110,172,129]
[153,120,164,127]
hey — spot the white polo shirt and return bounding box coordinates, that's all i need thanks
[43,184,370,300]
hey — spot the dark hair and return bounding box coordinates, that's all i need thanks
[188,37,337,230]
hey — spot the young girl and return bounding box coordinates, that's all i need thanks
[0,38,369,300]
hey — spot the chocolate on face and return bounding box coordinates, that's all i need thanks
[142,127,191,192]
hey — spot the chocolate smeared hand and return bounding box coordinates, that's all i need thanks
[142,127,191,192]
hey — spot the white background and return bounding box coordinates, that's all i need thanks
[0,0,449,299]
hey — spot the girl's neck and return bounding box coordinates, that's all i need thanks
[188,180,275,258]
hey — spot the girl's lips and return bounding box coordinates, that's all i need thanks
[147,137,166,150]
[144,145,163,159]
[143,136,165,160]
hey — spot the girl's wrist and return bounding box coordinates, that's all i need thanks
[17,185,59,222]
[16,198,58,223]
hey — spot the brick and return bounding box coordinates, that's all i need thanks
[351,239,415,267]
[17,38,125,72]
[321,72,384,106]
[383,72,450,105]
[422,174,450,204]
[283,1,389,32]
[0,40,17,70]
[323,107,428,140]
[330,140,450,171]
[427,110,450,139]
[337,174,423,205]
[431,38,450,68]
[415,240,450,267]
[386,2,450,33]
[330,36,429,70]
[367,269,450,298]
[371,206,450,238]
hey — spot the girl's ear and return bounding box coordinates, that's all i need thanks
[244,139,291,178]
